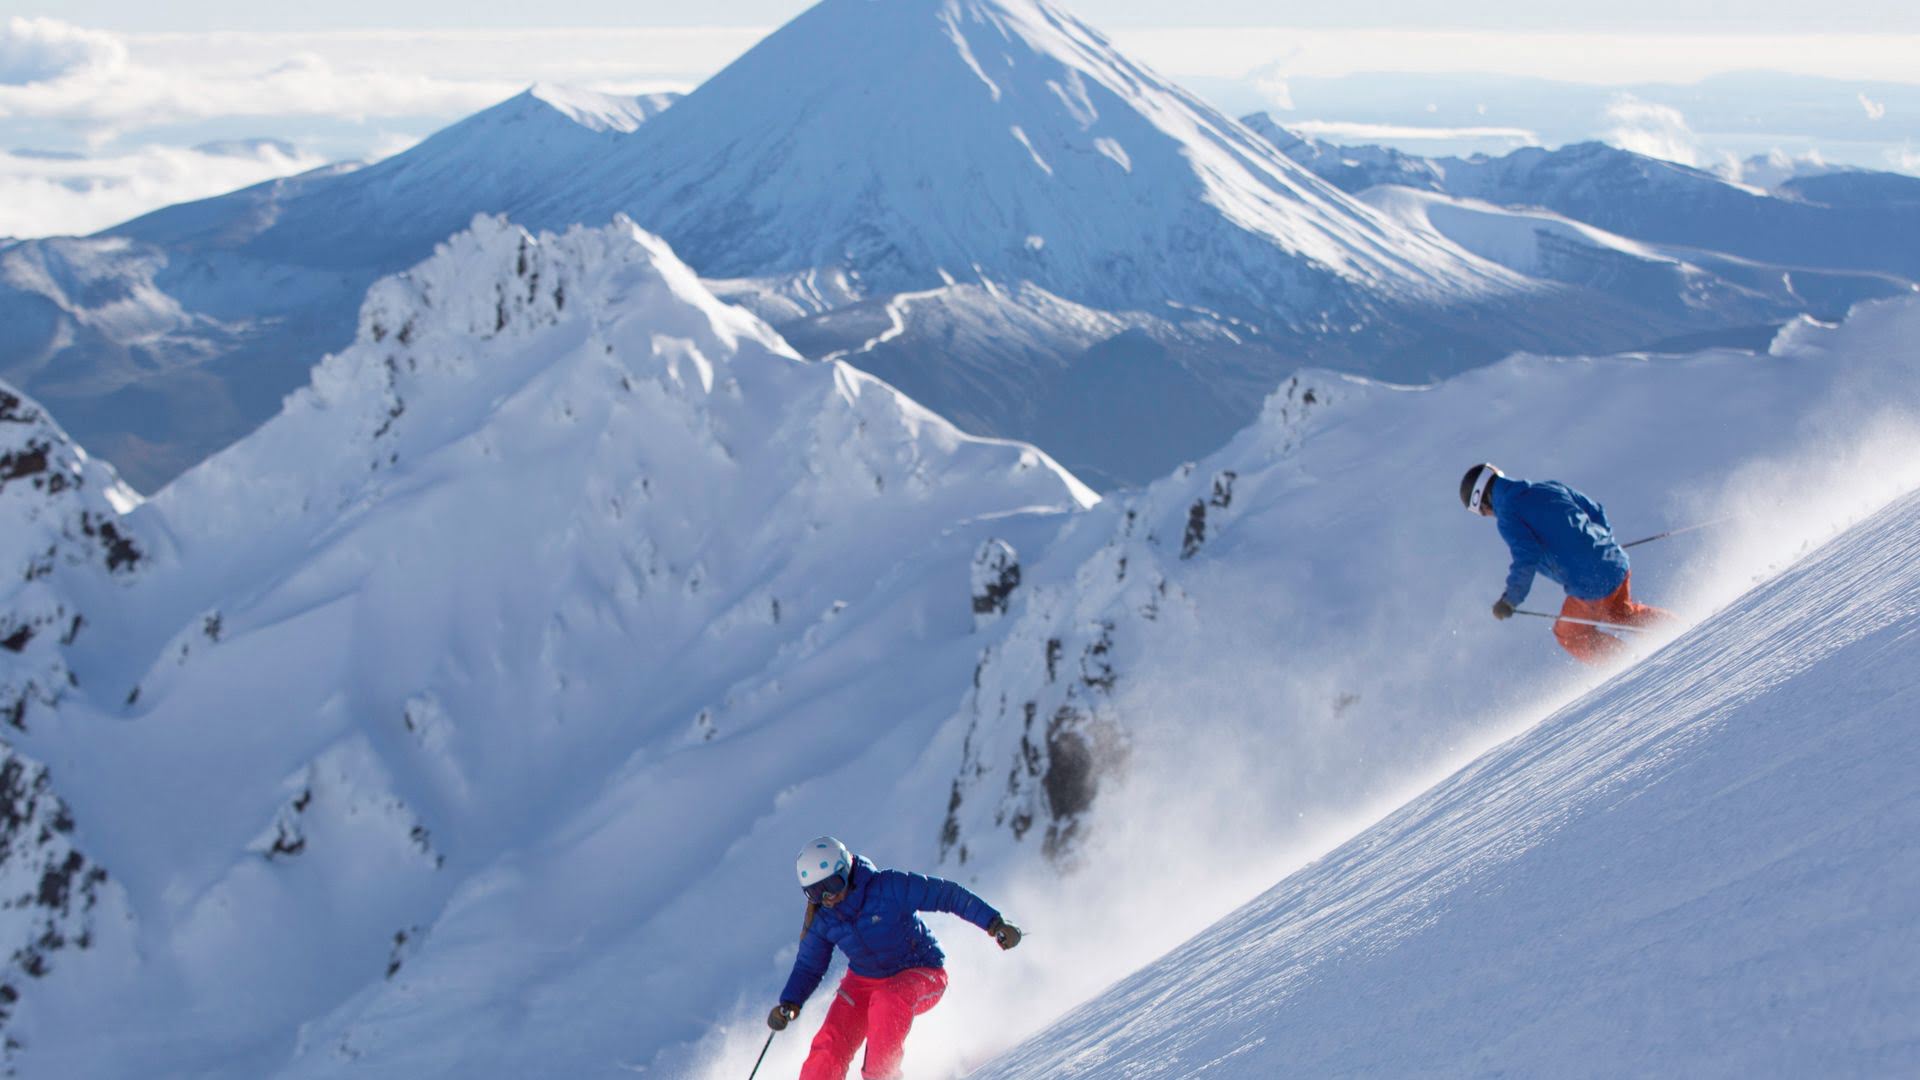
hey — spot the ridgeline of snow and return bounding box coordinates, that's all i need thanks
[112,87,681,271]
[523,84,678,134]
[1247,115,1920,286]
[973,478,1920,1078]
[1356,185,1810,329]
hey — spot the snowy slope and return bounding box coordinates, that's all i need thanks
[973,479,1920,1079]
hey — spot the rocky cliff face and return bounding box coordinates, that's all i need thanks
[0,383,143,1066]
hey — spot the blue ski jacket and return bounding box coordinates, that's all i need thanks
[779,856,1000,1007]
[1490,477,1630,605]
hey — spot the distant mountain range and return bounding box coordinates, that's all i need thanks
[0,0,1914,493]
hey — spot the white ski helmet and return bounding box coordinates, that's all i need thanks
[1461,463,1503,515]
[795,836,852,890]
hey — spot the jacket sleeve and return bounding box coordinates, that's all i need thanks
[1570,489,1612,533]
[779,921,835,1007]
[1496,508,1544,607]
[890,870,1001,931]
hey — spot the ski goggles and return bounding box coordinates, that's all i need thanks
[803,873,849,903]
[1467,467,1499,515]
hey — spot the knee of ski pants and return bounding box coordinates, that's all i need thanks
[806,984,871,1065]
[873,967,948,1020]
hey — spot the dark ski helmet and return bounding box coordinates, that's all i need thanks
[1460,464,1503,514]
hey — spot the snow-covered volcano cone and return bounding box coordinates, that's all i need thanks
[570,0,1492,318]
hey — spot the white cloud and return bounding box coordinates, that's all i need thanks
[1718,147,1836,189]
[0,16,125,86]
[1247,61,1294,111]
[1290,120,1538,144]
[1603,94,1701,167]
[0,142,330,238]
[1115,26,1920,84]
[0,21,738,142]
[1859,93,1887,121]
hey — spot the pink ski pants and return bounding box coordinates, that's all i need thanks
[797,966,948,1080]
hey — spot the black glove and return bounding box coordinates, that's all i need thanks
[1492,598,1515,621]
[986,916,1022,951]
[768,1002,798,1031]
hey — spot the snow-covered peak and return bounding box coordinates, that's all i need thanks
[160,212,1092,561]
[524,83,677,133]
[545,0,1501,318]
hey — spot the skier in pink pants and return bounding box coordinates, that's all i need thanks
[768,837,1021,1080]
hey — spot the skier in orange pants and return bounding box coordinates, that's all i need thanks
[1553,571,1669,663]
[1461,464,1671,664]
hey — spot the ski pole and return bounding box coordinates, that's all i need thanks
[1620,515,1738,549]
[1512,609,1649,632]
[747,1030,776,1080]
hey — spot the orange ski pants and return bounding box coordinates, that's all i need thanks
[1555,572,1671,664]
[799,967,948,1080]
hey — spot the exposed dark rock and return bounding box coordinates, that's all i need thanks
[1181,499,1207,559]
[0,748,112,1056]
[1210,470,1237,509]
[970,540,1021,624]
[77,513,142,573]
[0,443,48,488]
